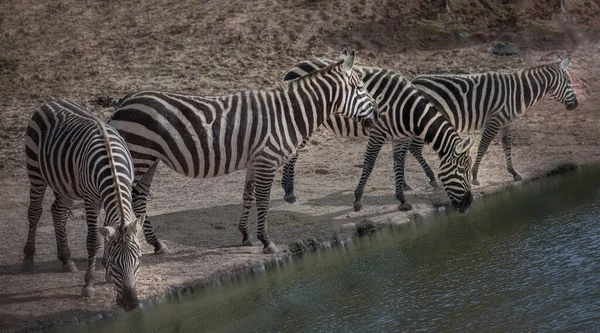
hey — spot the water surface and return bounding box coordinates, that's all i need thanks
[64,166,600,333]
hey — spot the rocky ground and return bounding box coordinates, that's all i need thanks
[1,0,599,331]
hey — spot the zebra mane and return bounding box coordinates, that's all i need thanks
[284,59,344,84]
[93,116,128,230]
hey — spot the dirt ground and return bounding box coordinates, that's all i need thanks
[1,0,600,331]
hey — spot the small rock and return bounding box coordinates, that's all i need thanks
[315,168,329,175]
[487,42,519,56]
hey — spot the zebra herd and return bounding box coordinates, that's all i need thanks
[20,48,579,312]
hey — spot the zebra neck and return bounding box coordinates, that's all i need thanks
[517,68,552,109]
[283,76,340,142]
[417,110,461,158]
[101,191,134,227]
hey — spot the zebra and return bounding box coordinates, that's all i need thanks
[405,58,579,186]
[107,49,378,254]
[280,58,476,212]
[23,100,145,311]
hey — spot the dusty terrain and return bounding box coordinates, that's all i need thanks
[1,0,600,331]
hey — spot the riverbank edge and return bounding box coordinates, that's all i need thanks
[17,162,581,333]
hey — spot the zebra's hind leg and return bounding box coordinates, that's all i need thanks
[132,162,168,254]
[81,201,101,298]
[409,139,439,188]
[281,151,300,203]
[501,126,523,181]
[471,123,501,186]
[238,168,255,246]
[253,166,278,254]
[354,136,386,212]
[393,139,413,211]
[22,183,47,272]
[51,194,77,273]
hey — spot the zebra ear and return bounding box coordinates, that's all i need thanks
[127,214,145,236]
[339,48,348,61]
[99,226,117,240]
[559,58,570,69]
[341,49,356,74]
[455,137,475,154]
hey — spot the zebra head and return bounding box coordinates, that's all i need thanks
[438,137,475,213]
[99,214,145,311]
[334,48,379,128]
[550,58,579,110]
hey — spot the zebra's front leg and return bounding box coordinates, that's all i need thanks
[409,138,439,188]
[253,166,278,254]
[501,126,523,181]
[471,123,500,186]
[281,151,299,204]
[22,183,47,272]
[51,195,77,273]
[81,202,101,298]
[132,162,168,254]
[354,136,385,212]
[393,139,413,211]
[238,168,255,247]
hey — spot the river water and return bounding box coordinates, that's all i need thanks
[62,165,600,333]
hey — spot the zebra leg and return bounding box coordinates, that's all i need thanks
[393,139,413,211]
[409,139,439,188]
[51,194,77,273]
[472,123,500,186]
[132,162,168,254]
[354,136,386,212]
[81,201,101,298]
[281,151,299,204]
[254,166,278,254]
[238,168,255,246]
[393,140,413,192]
[22,183,47,272]
[501,126,523,181]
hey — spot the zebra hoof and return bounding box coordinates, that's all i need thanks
[353,201,363,212]
[398,202,413,211]
[403,183,413,191]
[81,286,95,298]
[263,242,278,254]
[472,179,481,186]
[283,193,297,204]
[242,239,254,246]
[62,261,78,273]
[105,273,112,283]
[429,180,440,188]
[154,242,169,255]
[513,174,523,181]
[21,259,34,272]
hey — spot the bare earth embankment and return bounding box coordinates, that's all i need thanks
[1,0,600,331]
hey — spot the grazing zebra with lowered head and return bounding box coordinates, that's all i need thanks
[281,58,475,212]
[23,101,145,312]
[108,49,378,254]
[405,58,579,186]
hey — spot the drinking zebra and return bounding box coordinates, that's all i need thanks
[23,101,144,311]
[406,58,579,186]
[281,58,475,212]
[108,49,378,254]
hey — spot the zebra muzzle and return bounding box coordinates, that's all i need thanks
[117,288,139,311]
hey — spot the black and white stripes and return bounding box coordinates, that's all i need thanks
[408,58,579,185]
[23,100,144,311]
[281,59,475,212]
[108,49,378,254]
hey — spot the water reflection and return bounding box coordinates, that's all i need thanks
[63,165,600,333]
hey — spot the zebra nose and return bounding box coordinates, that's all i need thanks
[119,288,139,311]
[453,191,473,213]
[566,101,578,110]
